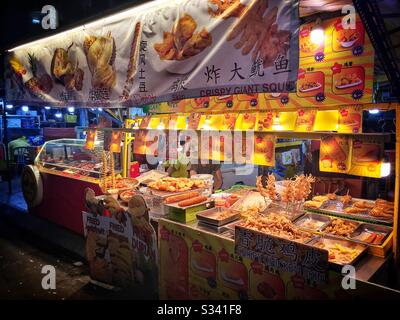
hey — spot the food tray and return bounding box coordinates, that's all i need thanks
[263,203,304,222]
[294,213,331,232]
[136,170,168,185]
[196,207,240,227]
[305,198,393,225]
[320,217,361,239]
[230,191,271,213]
[165,198,212,210]
[197,221,228,234]
[350,223,392,246]
[309,235,368,268]
[149,187,205,198]
[223,220,244,231]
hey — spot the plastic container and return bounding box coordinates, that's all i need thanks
[191,174,213,196]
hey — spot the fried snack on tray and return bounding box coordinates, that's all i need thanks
[339,194,352,206]
[314,242,361,265]
[323,218,358,238]
[148,177,205,192]
[240,213,312,243]
[304,200,325,209]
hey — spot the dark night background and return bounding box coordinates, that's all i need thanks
[0,0,151,51]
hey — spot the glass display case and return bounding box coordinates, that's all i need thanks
[35,139,121,182]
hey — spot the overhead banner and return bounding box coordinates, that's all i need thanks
[147,13,374,113]
[5,0,299,107]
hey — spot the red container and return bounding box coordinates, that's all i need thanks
[130,162,140,178]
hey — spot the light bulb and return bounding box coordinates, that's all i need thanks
[6,104,13,109]
[67,107,75,113]
[44,106,51,110]
[310,28,324,45]
[380,162,391,177]
[55,112,63,118]
[21,106,29,112]
[369,109,380,115]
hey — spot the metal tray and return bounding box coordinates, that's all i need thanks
[309,235,368,268]
[320,217,361,239]
[165,198,213,210]
[196,207,240,227]
[223,220,244,231]
[197,221,227,233]
[294,213,331,232]
[305,198,393,225]
[350,223,393,246]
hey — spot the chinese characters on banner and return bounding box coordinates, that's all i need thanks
[147,13,374,114]
[6,0,299,107]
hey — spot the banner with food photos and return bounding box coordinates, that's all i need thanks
[5,0,299,107]
[147,13,375,113]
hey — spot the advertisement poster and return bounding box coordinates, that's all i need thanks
[83,194,158,297]
[348,140,383,178]
[319,135,352,173]
[148,13,374,113]
[338,106,363,134]
[252,133,276,166]
[6,0,299,107]
[158,219,400,300]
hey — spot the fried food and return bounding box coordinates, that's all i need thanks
[217,210,237,220]
[327,193,337,200]
[154,14,212,61]
[304,200,325,209]
[293,174,315,202]
[353,201,374,209]
[344,207,368,214]
[240,213,312,243]
[256,174,277,200]
[312,195,329,202]
[148,177,205,192]
[165,191,200,204]
[84,32,116,89]
[339,194,352,206]
[336,73,362,87]
[314,242,361,265]
[178,195,208,207]
[323,218,358,238]
[208,0,247,19]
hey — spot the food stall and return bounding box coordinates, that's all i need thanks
[4,0,400,299]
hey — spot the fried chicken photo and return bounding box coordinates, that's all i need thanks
[154,14,212,61]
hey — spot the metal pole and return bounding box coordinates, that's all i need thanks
[1,100,12,194]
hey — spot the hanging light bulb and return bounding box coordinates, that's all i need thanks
[310,18,324,45]
[380,162,391,177]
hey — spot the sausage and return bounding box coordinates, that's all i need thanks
[178,196,208,207]
[364,233,377,244]
[165,192,199,204]
[373,233,385,245]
